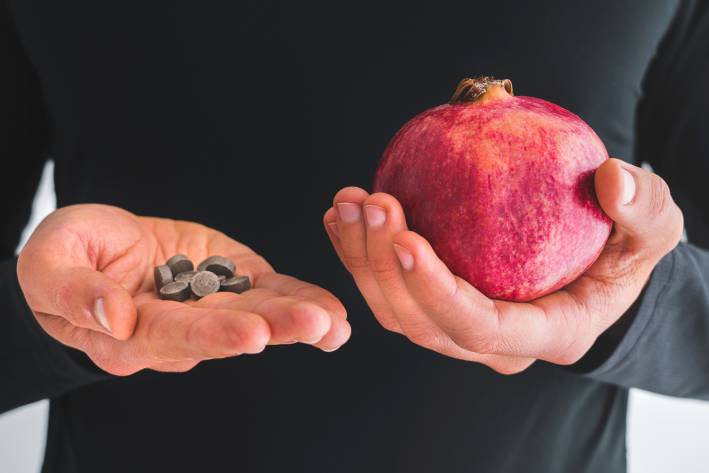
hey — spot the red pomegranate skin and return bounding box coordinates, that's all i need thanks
[373,91,612,302]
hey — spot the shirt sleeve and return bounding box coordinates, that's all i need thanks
[573,0,709,400]
[582,246,709,400]
[0,1,108,414]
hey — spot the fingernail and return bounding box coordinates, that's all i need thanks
[393,244,414,271]
[336,203,361,223]
[93,297,112,334]
[322,346,339,353]
[327,221,340,238]
[621,168,636,205]
[303,336,323,344]
[364,205,386,228]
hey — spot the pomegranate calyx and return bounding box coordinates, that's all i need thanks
[449,76,514,104]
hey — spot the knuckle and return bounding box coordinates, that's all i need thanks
[331,300,348,320]
[459,332,499,355]
[406,328,443,349]
[369,259,400,280]
[177,361,199,372]
[668,204,685,247]
[343,254,370,271]
[420,288,458,320]
[105,365,139,377]
[490,361,532,376]
[647,174,670,218]
[158,361,199,373]
[551,345,588,366]
[53,280,74,316]
[16,249,35,283]
[472,339,498,355]
[86,341,142,376]
[92,357,139,377]
[378,317,402,334]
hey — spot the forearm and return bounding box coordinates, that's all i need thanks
[0,258,108,413]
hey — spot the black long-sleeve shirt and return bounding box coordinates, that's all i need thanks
[2,1,708,472]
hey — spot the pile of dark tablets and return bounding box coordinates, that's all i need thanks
[154,254,251,301]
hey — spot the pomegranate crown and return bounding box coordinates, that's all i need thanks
[449,76,514,104]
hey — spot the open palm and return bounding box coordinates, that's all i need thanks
[18,204,350,375]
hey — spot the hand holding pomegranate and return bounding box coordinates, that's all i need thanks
[323,78,683,374]
[325,161,682,373]
[18,204,350,376]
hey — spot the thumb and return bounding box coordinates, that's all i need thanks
[594,158,684,257]
[17,260,138,341]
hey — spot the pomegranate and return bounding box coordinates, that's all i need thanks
[373,77,612,301]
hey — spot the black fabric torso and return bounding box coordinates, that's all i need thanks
[6,1,679,471]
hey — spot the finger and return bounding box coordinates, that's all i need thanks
[35,299,272,374]
[254,272,347,320]
[323,206,349,269]
[134,302,271,362]
[33,313,149,376]
[362,193,410,287]
[389,239,599,363]
[390,231,505,353]
[388,229,551,365]
[526,158,689,363]
[389,230,546,367]
[195,290,333,345]
[332,187,402,333]
[330,198,535,368]
[17,261,137,340]
[37,311,246,376]
[333,186,371,272]
[253,271,352,351]
[312,314,352,352]
[360,192,424,331]
[595,158,684,256]
[361,193,456,341]
[359,193,503,362]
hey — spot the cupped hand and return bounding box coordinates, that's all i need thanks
[18,204,350,375]
[323,159,682,374]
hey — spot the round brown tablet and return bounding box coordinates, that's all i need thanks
[190,271,221,299]
[159,281,191,301]
[166,254,194,276]
[174,271,197,283]
[196,255,235,278]
[220,275,251,294]
[154,265,173,290]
